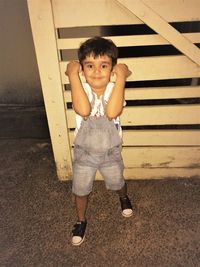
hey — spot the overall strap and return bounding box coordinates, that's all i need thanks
[102,92,107,111]
[90,91,96,110]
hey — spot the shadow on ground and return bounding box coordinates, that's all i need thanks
[0,139,200,267]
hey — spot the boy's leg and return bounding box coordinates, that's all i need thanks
[74,194,89,222]
[116,182,127,197]
[72,194,89,246]
[116,182,133,218]
[71,194,88,246]
[99,146,134,218]
[99,166,133,217]
[72,163,96,246]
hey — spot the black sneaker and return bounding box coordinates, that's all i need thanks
[71,221,87,246]
[120,195,133,217]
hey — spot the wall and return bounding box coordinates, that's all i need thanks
[0,0,50,138]
[0,0,42,104]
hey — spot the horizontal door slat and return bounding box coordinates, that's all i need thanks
[124,86,200,100]
[60,55,200,84]
[64,86,200,102]
[98,168,200,180]
[57,33,200,50]
[122,130,200,146]
[68,129,200,146]
[122,146,200,168]
[121,105,200,126]
[66,104,200,128]
[70,146,200,168]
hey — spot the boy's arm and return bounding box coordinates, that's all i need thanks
[106,64,131,120]
[65,61,91,117]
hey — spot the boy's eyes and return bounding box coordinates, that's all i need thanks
[86,64,93,68]
[85,64,109,69]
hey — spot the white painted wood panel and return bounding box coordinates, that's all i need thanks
[52,0,200,27]
[117,0,200,66]
[27,0,72,180]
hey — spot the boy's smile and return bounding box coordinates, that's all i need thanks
[82,54,113,96]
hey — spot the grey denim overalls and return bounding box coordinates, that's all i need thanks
[73,92,123,167]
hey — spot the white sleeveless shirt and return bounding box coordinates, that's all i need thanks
[74,82,125,137]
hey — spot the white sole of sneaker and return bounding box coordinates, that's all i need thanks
[122,211,133,218]
[71,236,85,246]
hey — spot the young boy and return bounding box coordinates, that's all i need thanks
[65,36,133,246]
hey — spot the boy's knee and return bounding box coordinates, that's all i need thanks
[74,193,90,198]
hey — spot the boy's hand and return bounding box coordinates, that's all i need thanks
[112,63,132,79]
[65,61,81,77]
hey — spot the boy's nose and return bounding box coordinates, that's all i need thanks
[94,67,100,73]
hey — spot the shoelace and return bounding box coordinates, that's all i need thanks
[120,196,132,209]
[72,222,86,235]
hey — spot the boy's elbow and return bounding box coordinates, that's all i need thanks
[76,107,91,118]
[106,110,121,120]
[106,104,123,120]
[107,115,115,120]
[81,111,91,118]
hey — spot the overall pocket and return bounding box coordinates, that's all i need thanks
[73,145,87,162]
[108,146,123,162]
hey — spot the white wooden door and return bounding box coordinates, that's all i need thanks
[27,0,200,180]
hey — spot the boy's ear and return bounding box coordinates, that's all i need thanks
[111,65,116,75]
[111,67,116,81]
[80,66,86,82]
[111,69,115,77]
[81,70,85,77]
[80,65,85,76]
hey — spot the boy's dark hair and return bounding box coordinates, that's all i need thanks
[78,36,118,67]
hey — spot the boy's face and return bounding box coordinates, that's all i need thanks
[82,54,113,96]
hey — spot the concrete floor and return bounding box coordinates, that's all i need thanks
[0,139,200,267]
